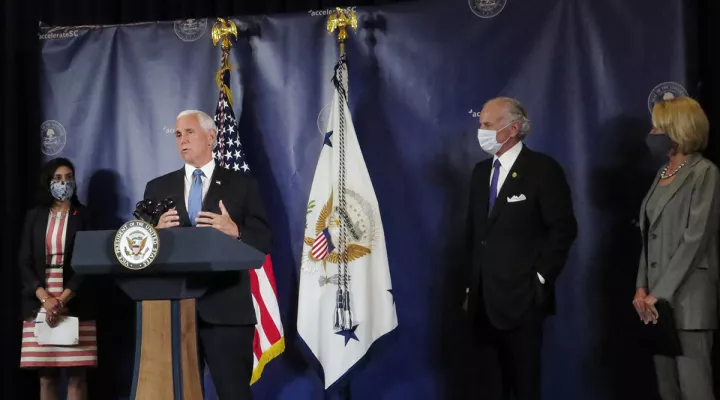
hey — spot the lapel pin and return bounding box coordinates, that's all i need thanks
[512,172,518,178]
[216,180,222,185]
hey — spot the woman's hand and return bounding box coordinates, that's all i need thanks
[46,311,61,328]
[643,295,659,324]
[632,288,648,319]
[42,297,61,314]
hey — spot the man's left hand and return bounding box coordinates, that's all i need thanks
[196,200,240,238]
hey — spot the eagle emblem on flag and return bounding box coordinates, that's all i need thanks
[303,191,373,274]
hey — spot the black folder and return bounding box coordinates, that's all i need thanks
[643,300,682,357]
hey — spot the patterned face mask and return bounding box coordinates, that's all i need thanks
[50,181,75,202]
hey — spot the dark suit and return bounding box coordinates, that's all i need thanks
[143,165,271,400]
[465,145,577,399]
[18,205,97,321]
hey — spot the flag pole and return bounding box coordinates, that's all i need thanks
[211,18,238,170]
[326,7,359,335]
[212,18,238,107]
[327,7,357,56]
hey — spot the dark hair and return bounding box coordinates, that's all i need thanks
[37,157,82,208]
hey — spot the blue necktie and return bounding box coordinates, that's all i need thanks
[489,159,501,211]
[188,169,204,226]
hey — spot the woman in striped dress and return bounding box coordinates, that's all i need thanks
[18,158,98,400]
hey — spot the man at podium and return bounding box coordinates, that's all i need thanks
[142,109,272,400]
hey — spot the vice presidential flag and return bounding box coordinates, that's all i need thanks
[297,54,398,389]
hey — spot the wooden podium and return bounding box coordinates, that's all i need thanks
[72,227,265,400]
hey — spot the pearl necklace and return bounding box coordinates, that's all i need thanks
[660,160,687,179]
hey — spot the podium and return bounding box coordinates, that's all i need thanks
[72,226,265,400]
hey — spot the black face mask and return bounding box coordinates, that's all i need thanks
[645,133,674,159]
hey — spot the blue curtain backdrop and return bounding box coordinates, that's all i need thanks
[37,0,689,398]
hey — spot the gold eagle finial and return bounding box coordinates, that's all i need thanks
[212,18,238,51]
[327,7,358,44]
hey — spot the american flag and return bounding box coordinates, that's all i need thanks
[213,89,249,173]
[311,228,334,260]
[207,63,285,391]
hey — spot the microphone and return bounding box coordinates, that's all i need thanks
[133,197,176,226]
[133,199,155,223]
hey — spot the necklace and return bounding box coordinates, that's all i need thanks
[50,209,68,219]
[660,160,687,179]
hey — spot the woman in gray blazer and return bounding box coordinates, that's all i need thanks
[634,96,720,400]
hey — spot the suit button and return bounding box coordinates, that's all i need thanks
[651,234,658,239]
[651,262,657,268]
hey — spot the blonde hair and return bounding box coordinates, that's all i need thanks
[652,96,709,154]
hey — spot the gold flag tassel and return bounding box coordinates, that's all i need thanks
[212,18,238,107]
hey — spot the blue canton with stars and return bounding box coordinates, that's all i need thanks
[335,324,360,346]
[213,90,250,174]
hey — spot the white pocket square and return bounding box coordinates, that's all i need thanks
[507,194,527,203]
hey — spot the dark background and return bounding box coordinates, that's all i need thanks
[2,0,719,399]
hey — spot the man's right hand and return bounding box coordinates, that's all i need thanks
[156,209,180,229]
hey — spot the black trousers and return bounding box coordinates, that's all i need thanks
[198,319,255,400]
[474,312,543,400]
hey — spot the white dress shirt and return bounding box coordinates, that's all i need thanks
[184,159,215,211]
[489,141,545,284]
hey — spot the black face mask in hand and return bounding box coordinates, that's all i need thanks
[645,133,674,160]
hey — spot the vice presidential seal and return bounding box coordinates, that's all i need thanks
[302,190,374,284]
[648,82,688,113]
[40,120,67,155]
[468,0,507,18]
[114,220,159,270]
[174,18,207,42]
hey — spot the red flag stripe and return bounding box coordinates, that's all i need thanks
[249,270,281,344]
[261,255,279,298]
[252,327,262,360]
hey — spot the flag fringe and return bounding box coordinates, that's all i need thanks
[249,337,286,385]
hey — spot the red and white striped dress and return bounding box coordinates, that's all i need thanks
[20,211,98,368]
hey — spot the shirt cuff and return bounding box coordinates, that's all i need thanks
[537,273,545,284]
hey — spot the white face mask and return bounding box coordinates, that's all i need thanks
[477,122,513,156]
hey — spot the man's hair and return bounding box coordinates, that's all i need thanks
[652,96,709,154]
[485,97,532,139]
[176,110,218,147]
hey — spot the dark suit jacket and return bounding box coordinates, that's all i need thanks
[465,145,577,330]
[143,166,272,326]
[18,205,97,321]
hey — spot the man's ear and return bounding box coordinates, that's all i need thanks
[511,121,521,137]
[209,129,217,146]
